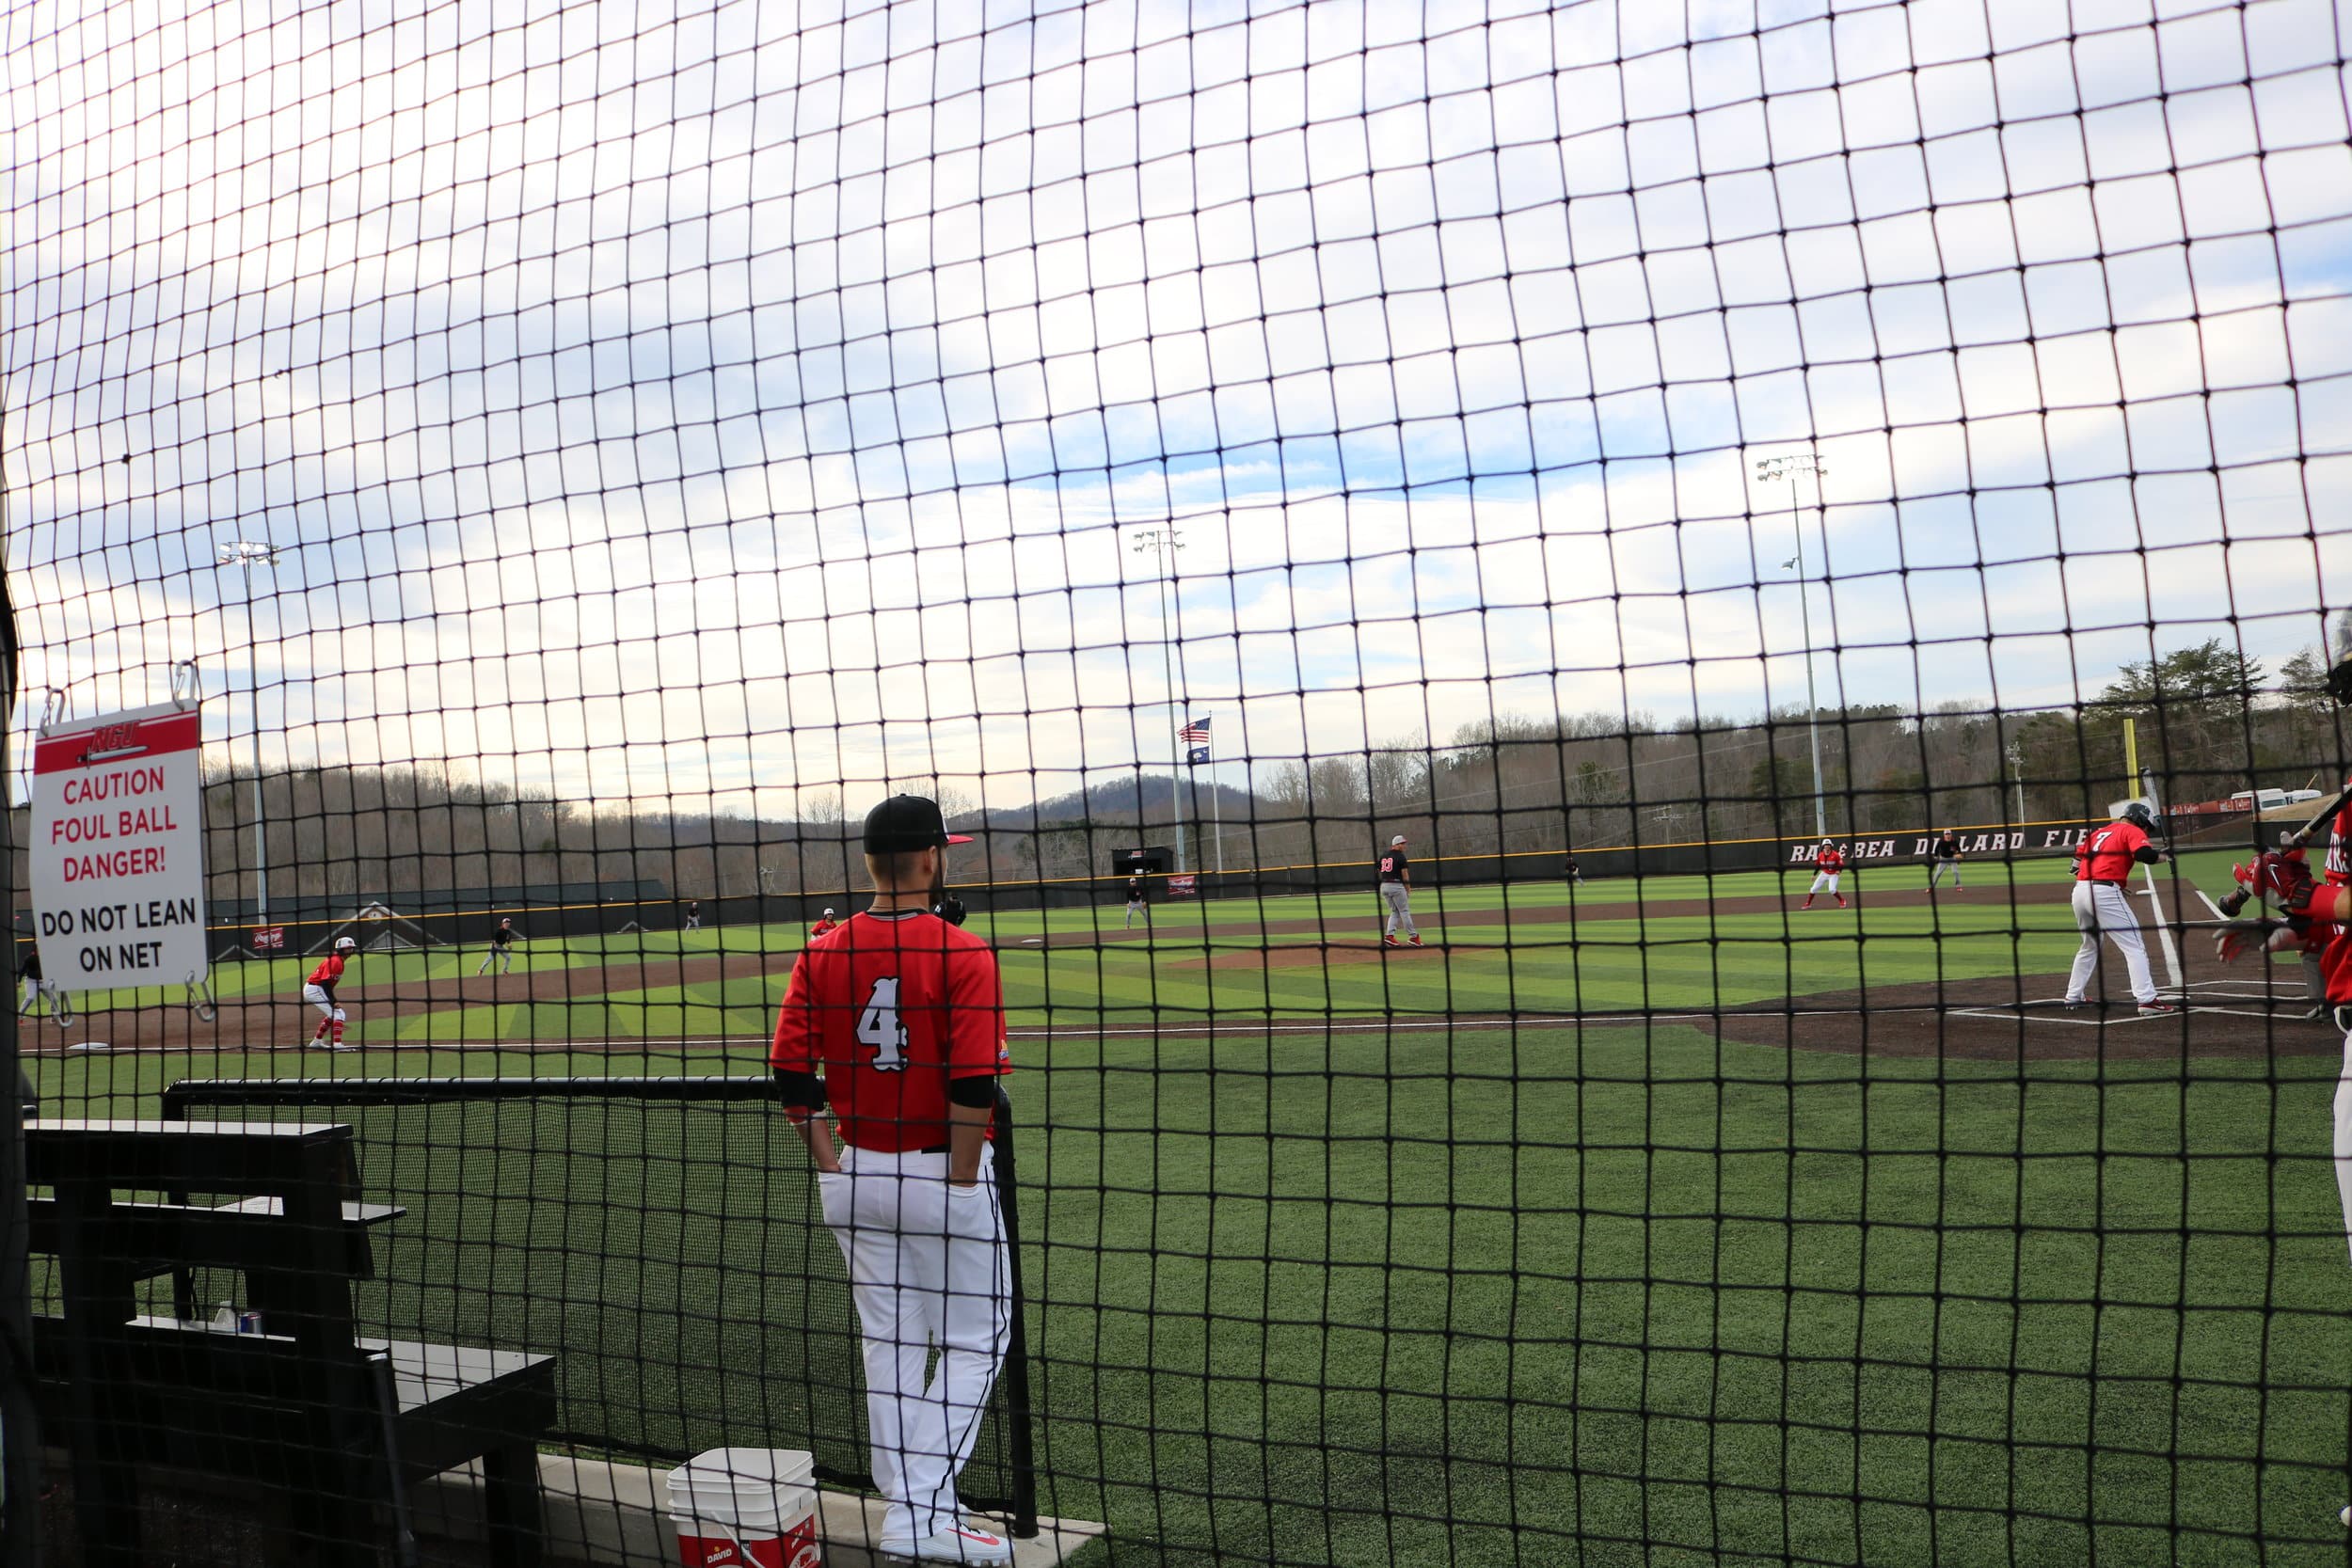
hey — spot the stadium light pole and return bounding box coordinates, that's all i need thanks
[1129,527,1188,875]
[1756,454,1829,840]
[217,539,280,923]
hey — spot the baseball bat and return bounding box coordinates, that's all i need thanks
[2283,778,2352,850]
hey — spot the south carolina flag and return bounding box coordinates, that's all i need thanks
[1181,715,1210,765]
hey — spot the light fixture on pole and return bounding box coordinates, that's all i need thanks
[216,539,281,923]
[1754,453,1829,840]
[1129,526,1189,875]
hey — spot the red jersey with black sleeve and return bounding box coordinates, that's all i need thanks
[1814,846,1843,873]
[2320,794,2352,1003]
[307,953,345,992]
[2074,819,2148,882]
[770,909,1011,1152]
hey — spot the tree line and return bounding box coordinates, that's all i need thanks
[14,638,2335,912]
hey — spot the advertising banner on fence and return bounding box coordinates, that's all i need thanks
[1166,874,1198,897]
[30,700,208,990]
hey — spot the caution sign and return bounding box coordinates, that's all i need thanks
[31,701,208,990]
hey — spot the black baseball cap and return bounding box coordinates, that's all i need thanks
[863,794,975,854]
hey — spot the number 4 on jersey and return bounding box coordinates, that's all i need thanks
[857,976,909,1071]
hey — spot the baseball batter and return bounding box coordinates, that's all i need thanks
[304,936,359,1050]
[1378,834,1422,946]
[1927,829,1965,892]
[2063,803,2174,1014]
[1801,839,1846,910]
[475,916,518,975]
[1123,875,1147,929]
[771,795,1014,1565]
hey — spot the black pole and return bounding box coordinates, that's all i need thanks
[0,423,40,1568]
[992,1084,1040,1539]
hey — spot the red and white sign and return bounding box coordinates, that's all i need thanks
[30,701,208,990]
[1166,873,1198,897]
[251,926,285,952]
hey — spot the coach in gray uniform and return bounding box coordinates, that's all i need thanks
[1378,834,1422,947]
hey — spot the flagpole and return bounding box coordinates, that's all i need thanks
[1211,732,1223,876]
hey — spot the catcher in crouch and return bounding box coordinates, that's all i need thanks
[2212,610,2352,1527]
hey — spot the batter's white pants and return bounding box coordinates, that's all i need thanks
[301,982,346,1023]
[818,1145,1011,1545]
[1381,882,1417,937]
[2065,880,2156,1006]
[2328,1014,2352,1265]
[1807,872,1841,895]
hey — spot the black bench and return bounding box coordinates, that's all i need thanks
[26,1117,557,1568]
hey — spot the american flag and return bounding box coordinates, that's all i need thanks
[1178,716,1211,743]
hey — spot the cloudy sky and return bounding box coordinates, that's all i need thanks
[4,0,2350,816]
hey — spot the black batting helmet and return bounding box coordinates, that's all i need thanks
[2119,800,2156,832]
[2330,610,2352,705]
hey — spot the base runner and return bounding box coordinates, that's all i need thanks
[771,795,1014,1565]
[1927,829,1964,892]
[304,936,359,1050]
[475,916,518,974]
[1801,839,1846,909]
[17,943,56,1019]
[2064,802,2174,1014]
[1378,834,1422,946]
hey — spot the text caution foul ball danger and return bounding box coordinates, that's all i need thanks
[31,701,208,990]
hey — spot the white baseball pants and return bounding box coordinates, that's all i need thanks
[476,947,514,974]
[1381,882,1417,937]
[1807,871,1841,895]
[301,982,346,1023]
[2328,1013,2352,1265]
[1927,860,1961,889]
[818,1145,1011,1546]
[2065,880,2156,1005]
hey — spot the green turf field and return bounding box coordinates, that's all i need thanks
[68,848,2249,1043]
[33,849,2342,1566]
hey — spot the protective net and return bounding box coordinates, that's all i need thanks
[6,1,2352,1565]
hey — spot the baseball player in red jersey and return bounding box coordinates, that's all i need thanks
[811,908,839,938]
[2064,802,2175,1013]
[771,795,1014,1565]
[2211,616,2352,1526]
[1800,838,1846,909]
[303,936,359,1050]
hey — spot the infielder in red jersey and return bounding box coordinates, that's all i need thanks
[770,795,1014,1565]
[1800,838,1846,909]
[2063,802,2174,1014]
[810,908,838,938]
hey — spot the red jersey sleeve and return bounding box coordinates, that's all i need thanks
[770,954,818,1074]
[945,938,1010,1081]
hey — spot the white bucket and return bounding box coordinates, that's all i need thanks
[666,1449,821,1568]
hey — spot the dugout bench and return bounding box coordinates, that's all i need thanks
[24,1117,557,1568]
